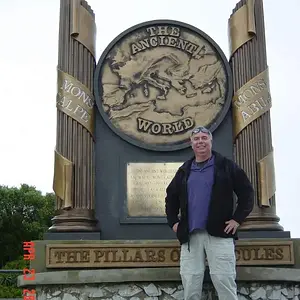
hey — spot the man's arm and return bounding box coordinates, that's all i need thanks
[231,162,254,225]
[165,170,181,229]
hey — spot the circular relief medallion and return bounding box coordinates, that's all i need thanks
[94,20,232,151]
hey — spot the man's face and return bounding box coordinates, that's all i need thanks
[190,132,212,156]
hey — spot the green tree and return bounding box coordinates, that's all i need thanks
[0,184,55,267]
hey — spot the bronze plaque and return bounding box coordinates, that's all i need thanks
[94,20,232,151]
[127,162,182,217]
[45,240,294,268]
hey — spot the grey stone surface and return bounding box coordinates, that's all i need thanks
[44,232,101,240]
[34,282,300,300]
[17,267,300,288]
[143,283,162,297]
[118,284,142,297]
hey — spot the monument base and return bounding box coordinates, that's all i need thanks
[18,267,300,300]
[20,238,300,299]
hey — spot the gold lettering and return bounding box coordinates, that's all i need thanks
[162,123,173,134]
[70,86,81,97]
[232,69,271,137]
[54,250,66,263]
[151,123,162,134]
[80,250,90,262]
[146,26,156,36]
[241,111,251,122]
[94,250,104,262]
[258,79,267,89]
[248,102,260,114]
[157,249,166,262]
[111,249,121,262]
[186,43,198,54]
[158,36,165,46]
[47,243,292,268]
[176,38,188,51]
[137,117,194,135]
[170,249,180,262]
[242,249,251,261]
[264,247,275,260]
[78,90,94,108]
[244,89,253,99]
[133,250,144,262]
[122,249,133,262]
[145,250,157,262]
[157,26,168,36]
[173,121,183,133]
[250,83,262,95]
[61,79,73,93]
[182,117,194,130]
[64,99,74,112]
[166,37,177,47]
[81,111,90,123]
[139,39,150,50]
[170,27,180,37]
[254,99,264,110]
[66,250,78,263]
[252,247,260,260]
[74,105,85,116]
[104,250,110,262]
[275,247,284,260]
[131,43,141,55]
[150,37,158,47]
[137,118,153,132]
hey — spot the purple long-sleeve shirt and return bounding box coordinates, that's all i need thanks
[187,155,215,232]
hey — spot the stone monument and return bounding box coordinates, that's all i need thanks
[19,0,300,299]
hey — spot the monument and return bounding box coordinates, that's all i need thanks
[19,0,300,299]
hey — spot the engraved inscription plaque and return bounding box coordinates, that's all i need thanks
[45,240,294,268]
[127,162,182,217]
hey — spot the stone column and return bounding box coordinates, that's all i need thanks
[228,0,283,231]
[49,0,98,232]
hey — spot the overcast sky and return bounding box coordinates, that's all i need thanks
[0,0,299,237]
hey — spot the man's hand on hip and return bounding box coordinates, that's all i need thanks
[224,219,240,234]
[172,222,179,233]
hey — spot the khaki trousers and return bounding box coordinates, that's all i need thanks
[180,231,238,300]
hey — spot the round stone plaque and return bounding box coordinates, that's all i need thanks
[94,20,232,151]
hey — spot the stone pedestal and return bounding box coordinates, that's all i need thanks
[18,239,300,299]
[18,267,300,300]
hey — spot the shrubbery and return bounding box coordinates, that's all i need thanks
[0,184,55,297]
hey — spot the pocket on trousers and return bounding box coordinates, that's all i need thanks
[212,254,236,275]
[207,237,236,275]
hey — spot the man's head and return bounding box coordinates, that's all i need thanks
[190,126,213,158]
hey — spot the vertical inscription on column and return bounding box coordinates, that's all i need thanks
[127,163,182,217]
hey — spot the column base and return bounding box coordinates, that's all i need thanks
[48,208,99,232]
[239,214,284,231]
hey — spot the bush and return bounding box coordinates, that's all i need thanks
[0,257,29,298]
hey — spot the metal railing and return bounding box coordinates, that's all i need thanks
[0,270,22,274]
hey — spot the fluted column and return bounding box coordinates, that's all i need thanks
[49,0,98,232]
[229,0,283,231]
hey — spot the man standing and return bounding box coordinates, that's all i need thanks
[165,126,254,300]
